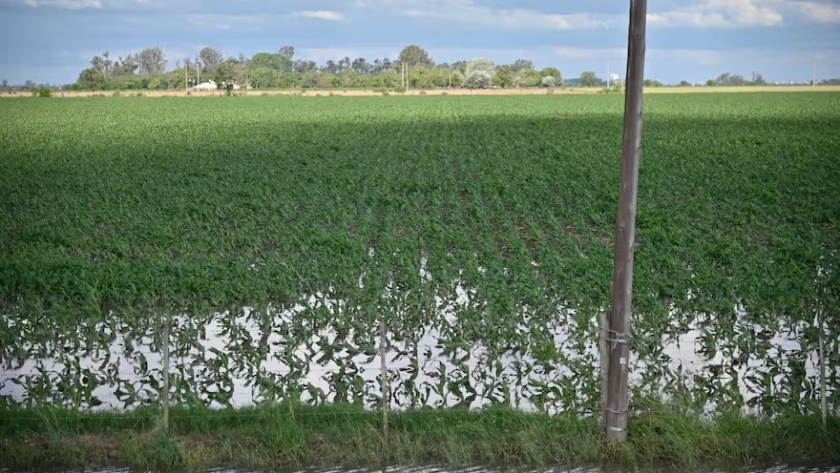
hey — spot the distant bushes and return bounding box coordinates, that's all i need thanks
[33,87,52,98]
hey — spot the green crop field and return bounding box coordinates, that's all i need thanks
[1,92,840,471]
[1,93,839,414]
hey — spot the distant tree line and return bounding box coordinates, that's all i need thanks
[69,45,575,91]
[3,47,835,92]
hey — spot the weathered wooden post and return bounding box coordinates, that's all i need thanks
[606,0,648,442]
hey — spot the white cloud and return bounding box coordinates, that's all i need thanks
[14,0,172,8]
[356,0,611,29]
[791,1,840,23]
[23,0,102,8]
[647,0,784,28]
[292,10,344,21]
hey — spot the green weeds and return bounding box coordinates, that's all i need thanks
[1,402,837,471]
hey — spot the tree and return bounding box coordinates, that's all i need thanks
[1,79,7,92]
[199,47,223,73]
[136,47,167,74]
[248,66,277,88]
[279,45,295,60]
[511,59,534,72]
[705,79,715,86]
[464,57,494,88]
[398,45,434,68]
[249,52,289,72]
[541,76,557,88]
[91,55,105,76]
[113,55,137,76]
[294,59,316,73]
[517,69,541,87]
[579,71,599,87]
[715,72,745,86]
[214,58,244,88]
[24,80,36,90]
[679,80,691,86]
[493,65,515,88]
[77,67,106,90]
[449,69,464,87]
[301,69,320,88]
[335,69,359,88]
[352,57,369,75]
[322,60,339,74]
[540,67,562,83]
[751,71,766,85]
[334,56,347,72]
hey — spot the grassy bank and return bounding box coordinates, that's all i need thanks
[1,400,838,472]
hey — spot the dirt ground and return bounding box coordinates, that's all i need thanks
[3,85,838,98]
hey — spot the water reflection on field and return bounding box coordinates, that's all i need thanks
[0,283,827,414]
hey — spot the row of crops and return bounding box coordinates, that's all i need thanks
[0,93,838,416]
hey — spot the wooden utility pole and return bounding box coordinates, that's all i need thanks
[605,0,648,443]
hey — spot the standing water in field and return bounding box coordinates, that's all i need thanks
[0,262,835,415]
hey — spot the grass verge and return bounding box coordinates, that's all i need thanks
[1,399,838,472]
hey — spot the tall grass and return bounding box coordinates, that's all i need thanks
[1,401,838,471]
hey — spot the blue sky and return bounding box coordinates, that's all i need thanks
[0,0,838,85]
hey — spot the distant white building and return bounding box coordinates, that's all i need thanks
[189,80,242,91]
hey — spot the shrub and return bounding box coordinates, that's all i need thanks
[394,86,406,94]
[34,87,52,98]
[113,91,122,97]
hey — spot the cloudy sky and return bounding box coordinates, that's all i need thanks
[0,0,838,85]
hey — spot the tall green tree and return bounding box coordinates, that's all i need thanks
[249,52,289,72]
[579,71,599,87]
[511,59,534,72]
[214,58,244,87]
[493,65,515,88]
[199,47,224,73]
[136,47,167,75]
[77,67,106,90]
[398,45,434,68]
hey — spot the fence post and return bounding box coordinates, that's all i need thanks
[162,316,170,431]
[599,310,609,431]
[380,316,390,448]
[818,305,827,428]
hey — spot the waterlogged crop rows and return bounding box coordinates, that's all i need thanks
[0,94,838,415]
